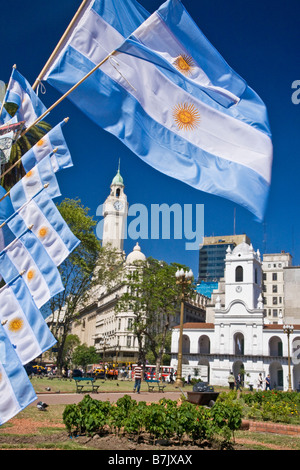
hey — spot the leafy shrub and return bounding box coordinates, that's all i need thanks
[62,394,243,447]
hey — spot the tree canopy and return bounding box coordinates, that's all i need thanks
[116,257,195,375]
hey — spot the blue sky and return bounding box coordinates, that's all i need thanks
[1,0,300,279]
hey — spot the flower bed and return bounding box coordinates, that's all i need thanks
[62,394,243,448]
[241,390,300,424]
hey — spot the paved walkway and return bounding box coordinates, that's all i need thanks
[32,391,183,406]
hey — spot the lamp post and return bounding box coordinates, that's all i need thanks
[99,338,110,380]
[283,324,294,392]
[175,268,193,386]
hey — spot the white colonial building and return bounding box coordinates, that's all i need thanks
[171,242,300,391]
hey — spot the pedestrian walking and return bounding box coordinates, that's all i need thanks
[257,373,263,391]
[235,373,242,391]
[265,374,271,390]
[133,362,143,394]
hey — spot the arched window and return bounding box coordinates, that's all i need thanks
[235,266,243,282]
[116,188,120,197]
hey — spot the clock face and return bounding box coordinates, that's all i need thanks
[113,201,124,211]
[236,285,242,293]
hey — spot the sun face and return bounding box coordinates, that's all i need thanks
[174,54,194,76]
[25,169,34,178]
[173,103,201,131]
[27,269,35,281]
[8,317,24,333]
[37,137,45,147]
[38,226,48,238]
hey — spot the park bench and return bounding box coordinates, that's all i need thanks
[73,377,99,393]
[145,379,166,393]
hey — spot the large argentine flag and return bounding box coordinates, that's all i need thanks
[44,0,272,220]
[0,324,37,426]
[0,276,57,365]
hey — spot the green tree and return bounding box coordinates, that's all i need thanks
[72,344,100,373]
[1,102,51,189]
[116,257,195,376]
[43,198,123,375]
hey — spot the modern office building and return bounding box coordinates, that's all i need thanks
[198,234,251,283]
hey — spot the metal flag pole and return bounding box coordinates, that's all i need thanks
[32,0,90,91]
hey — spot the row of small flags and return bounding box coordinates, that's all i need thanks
[0,69,79,425]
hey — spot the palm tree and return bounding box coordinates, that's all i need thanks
[1,102,52,190]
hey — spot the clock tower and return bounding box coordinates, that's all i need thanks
[102,162,128,252]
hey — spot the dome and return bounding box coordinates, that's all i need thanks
[126,243,146,265]
[111,169,124,186]
[232,242,252,256]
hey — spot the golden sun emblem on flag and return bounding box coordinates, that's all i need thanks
[38,226,48,238]
[25,169,34,178]
[37,137,45,147]
[174,54,194,76]
[27,269,35,281]
[173,103,200,131]
[8,317,24,333]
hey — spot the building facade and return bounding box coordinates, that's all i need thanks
[262,252,292,323]
[171,242,300,391]
[284,266,300,324]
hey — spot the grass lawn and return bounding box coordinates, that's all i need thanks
[29,375,198,394]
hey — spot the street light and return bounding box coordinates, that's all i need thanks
[99,338,110,380]
[283,324,294,392]
[175,268,193,386]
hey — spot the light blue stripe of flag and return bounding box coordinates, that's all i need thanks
[10,155,61,211]
[0,276,57,365]
[92,0,149,37]
[0,324,37,426]
[21,120,73,173]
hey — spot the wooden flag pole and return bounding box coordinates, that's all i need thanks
[32,0,90,91]
[20,50,116,140]
[0,147,59,181]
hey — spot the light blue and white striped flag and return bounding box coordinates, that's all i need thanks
[0,229,64,308]
[21,119,73,173]
[10,155,61,211]
[0,275,57,365]
[7,190,80,267]
[0,323,37,426]
[43,0,272,220]
[5,68,48,127]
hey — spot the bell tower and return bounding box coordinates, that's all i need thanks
[224,242,262,310]
[102,161,128,252]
